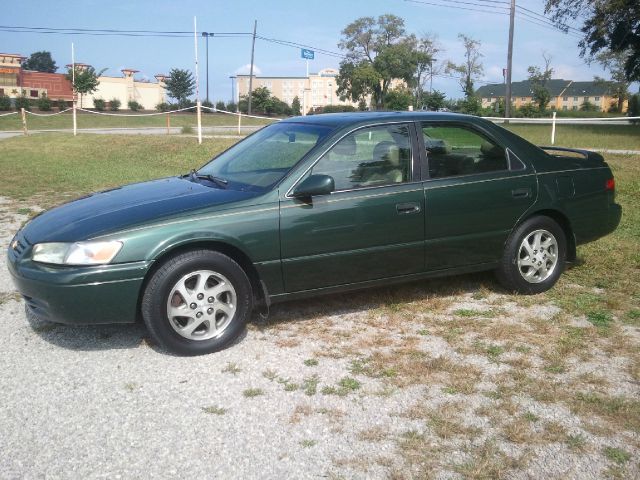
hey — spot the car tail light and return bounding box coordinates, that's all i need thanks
[605,178,615,191]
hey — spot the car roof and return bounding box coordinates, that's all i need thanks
[281,111,482,127]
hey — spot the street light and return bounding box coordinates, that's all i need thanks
[201,32,213,102]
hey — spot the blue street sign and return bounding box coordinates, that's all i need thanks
[301,49,314,60]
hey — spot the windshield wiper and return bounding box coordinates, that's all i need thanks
[187,169,229,189]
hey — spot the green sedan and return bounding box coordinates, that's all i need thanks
[7,112,621,355]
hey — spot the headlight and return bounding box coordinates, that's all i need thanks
[32,241,123,265]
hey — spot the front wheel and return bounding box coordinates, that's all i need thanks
[496,216,566,294]
[141,250,253,355]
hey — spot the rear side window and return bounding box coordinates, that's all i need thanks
[421,123,508,179]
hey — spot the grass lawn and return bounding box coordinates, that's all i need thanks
[0,111,274,131]
[503,123,640,151]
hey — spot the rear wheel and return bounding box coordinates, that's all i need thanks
[496,216,566,294]
[141,250,252,355]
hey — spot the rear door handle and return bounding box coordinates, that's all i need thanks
[511,188,531,199]
[396,202,421,214]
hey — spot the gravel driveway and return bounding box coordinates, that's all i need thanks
[1,198,638,479]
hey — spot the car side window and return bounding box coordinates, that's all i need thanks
[311,124,412,191]
[421,123,508,179]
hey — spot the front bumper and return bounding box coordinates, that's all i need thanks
[7,237,149,325]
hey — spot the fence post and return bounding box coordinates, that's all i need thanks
[72,98,77,136]
[551,111,556,145]
[196,100,202,144]
[21,108,28,135]
[166,113,170,135]
[237,112,241,135]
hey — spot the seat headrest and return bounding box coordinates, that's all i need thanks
[373,141,401,167]
[425,138,451,155]
[481,141,504,159]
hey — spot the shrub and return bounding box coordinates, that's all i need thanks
[93,98,106,111]
[14,95,31,111]
[181,124,194,134]
[0,95,12,111]
[156,102,171,112]
[56,99,68,111]
[225,102,237,113]
[580,100,598,112]
[518,103,539,118]
[37,93,52,111]
[322,104,356,114]
[128,100,142,111]
[201,99,213,112]
[291,96,301,116]
[215,100,226,111]
[109,98,121,111]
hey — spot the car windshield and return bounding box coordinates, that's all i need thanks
[197,122,333,191]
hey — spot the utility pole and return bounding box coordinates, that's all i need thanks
[247,20,257,115]
[505,0,515,120]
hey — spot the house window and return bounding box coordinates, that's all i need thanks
[572,106,578,110]
[0,88,4,96]
[563,96,568,101]
[562,106,568,111]
[595,96,600,101]
[521,97,526,101]
[30,90,38,98]
[573,96,578,101]
[584,96,589,102]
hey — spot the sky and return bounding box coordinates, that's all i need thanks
[2,0,631,101]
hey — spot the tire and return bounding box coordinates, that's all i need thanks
[496,216,566,295]
[141,250,253,356]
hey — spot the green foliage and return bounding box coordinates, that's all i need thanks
[155,102,170,112]
[14,95,31,111]
[518,103,540,118]
[336,14,422,109]
[458,95,482,115]
[580,100,598,112]
[238,86,291,116]
[0,95,12,111]
[446,34,484,98]
[421,90,447,110]
[545,0,640,81]
[225,102,237,113]
[93,98,106,111]
[127,100,142,111]
[201,100,213,111]
[22,51,57,73]
[66,66,106,107]
[109,98,121,111]
[358,98,368,111]
[56,99,68,111]
[37,93,52,111]
[164,68,195,106]
[291,96,301,116]
[215,100,226,111]
[528,54,554,111]
[383,87,414,110]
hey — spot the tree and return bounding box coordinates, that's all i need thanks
[545,0,640,81]
[336,14,422,109]
[383,87,414,110]
[414,34,442,107]
[66,66,106,107]
[23,51,57,73]
[593,50,630,112]
[628,94,639,123]
[164,68,195,107]
[527,53,554,111]
[291,96,301,116]
[421,90,446,111]
[445,34,484,98]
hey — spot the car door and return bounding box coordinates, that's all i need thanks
[279,122,425,293]
[420,121,537,270]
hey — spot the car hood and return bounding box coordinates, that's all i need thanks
[21,177,261,243]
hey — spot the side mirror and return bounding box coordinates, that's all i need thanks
[292,174,335,198]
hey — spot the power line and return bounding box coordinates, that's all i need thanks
[404,0,508,16]
[256,35,346,59]
[0,25,252,38]
[415,0,509,12]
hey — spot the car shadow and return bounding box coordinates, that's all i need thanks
[24,270,502,353]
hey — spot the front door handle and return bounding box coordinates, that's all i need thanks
[396,202,421,214]
[511,188,531,199]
